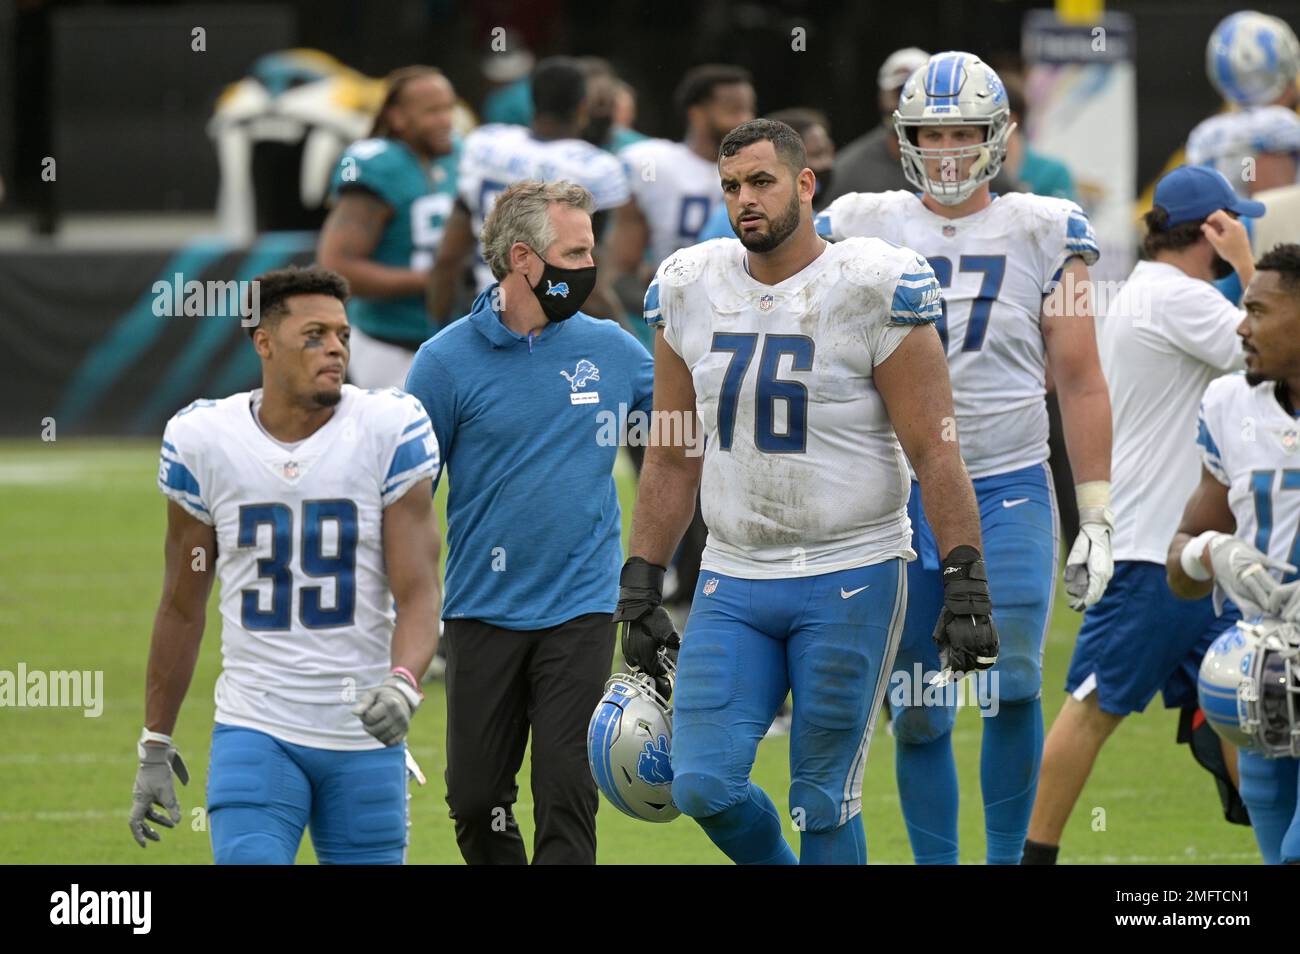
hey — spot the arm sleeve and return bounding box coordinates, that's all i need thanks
[403,349,456,494]
[1162,284,1247,372]
[157,417,213,525]
[1045,202,1100,290]
[380,394,441,507]
[1196,397,1230,487]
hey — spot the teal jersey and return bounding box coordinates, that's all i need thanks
[328,136,460,344]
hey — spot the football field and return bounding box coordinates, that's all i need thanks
[0,440,1261,864]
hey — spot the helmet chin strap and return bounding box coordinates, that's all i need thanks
[968,144,992,179]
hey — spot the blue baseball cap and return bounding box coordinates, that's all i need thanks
[1153,165,1266,226]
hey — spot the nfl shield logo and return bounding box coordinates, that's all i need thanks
[282,460,300,479]
[1282,429,1299,454]
[703,578,719,596]
[758,294,775,312]
[943,225,956,237]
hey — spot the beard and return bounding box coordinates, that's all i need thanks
[311,387,343,408]
[1246,371,1267,386]
[1211,252,1235,281]
[736,190,801,253]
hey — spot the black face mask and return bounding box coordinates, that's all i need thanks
[526,247,597,322]
[813,168,833,209]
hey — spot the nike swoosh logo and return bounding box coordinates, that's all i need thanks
[840,585,871,599]
[1002,498,1030,509]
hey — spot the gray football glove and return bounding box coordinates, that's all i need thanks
[129,739,189,848]
[352,675,422,746]
[1267,579,1300,623]
[1207,533,1297,616]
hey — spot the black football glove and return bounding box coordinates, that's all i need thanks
[612,557,680,699]
[932,545,999,683]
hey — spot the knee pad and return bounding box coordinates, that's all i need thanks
[993,651,1042,704]
[788,779,844,833]
[1238,752,1295,810]
[212,828,291,865]
[672,771,741,820]
[891,700,955,746]
[799,645,870,731]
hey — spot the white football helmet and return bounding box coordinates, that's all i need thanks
[894,51,1015,206]
[1198,618,1300,758]
[587,659,680,823]
[1206,11,1300,107]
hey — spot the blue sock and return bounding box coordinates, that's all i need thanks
[1239,751,1298,865]
[800,815,867,864]
[695,783,798,865]
[896,732,959,864]
[981,697,1043,864]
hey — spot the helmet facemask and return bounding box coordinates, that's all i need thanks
[895,114,1014,206]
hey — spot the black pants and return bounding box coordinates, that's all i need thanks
[443,613,615,865]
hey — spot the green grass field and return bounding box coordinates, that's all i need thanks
[0,440,1262,864]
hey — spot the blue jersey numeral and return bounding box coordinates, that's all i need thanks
[1251,468,1300,582]
[711,332,814,454]
[678,195,712,242]
[926,254,1007,352]
[239,500,359,631]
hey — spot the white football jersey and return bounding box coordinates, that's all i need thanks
[458,123,631,290]
[817,190,1100,478]
[618,138,721,266]
[646,236,943,578]
[1186,106,1300,196]
[1198,373,1300,581]
[157,385,439,750]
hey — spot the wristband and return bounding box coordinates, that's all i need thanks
[391,666,421,692]
[1075,481,1111,512]
[390,667,424,702]
[1180,530,1221,582]
[138,727,173,759]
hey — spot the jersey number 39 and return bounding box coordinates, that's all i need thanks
[238,500,358,630]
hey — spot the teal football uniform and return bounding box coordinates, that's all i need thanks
[328,137,460,345]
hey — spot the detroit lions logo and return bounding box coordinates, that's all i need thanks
[545,280,570,298]
[637,735,673,786]
[560,359,600,391]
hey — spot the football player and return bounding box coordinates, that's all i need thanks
[427,56,629,322]
[1167,243,1300,864]
[817,51,1114,865]
[617,118,994,865]
[128,266,442,864]
[604,65,756,297]
[1186,11,1300,198]
[318,66,460,388]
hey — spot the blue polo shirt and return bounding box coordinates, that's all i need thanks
[405,285,655,630]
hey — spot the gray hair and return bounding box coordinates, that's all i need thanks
[481,179,595,280]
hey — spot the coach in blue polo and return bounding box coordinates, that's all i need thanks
[405,179,653,865]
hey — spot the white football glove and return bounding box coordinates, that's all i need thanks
[352,675,422,747]
[1064,506,1115,611]
[1207,533,1298,616]
[1269,580,1300,623]
[129,733,189,848]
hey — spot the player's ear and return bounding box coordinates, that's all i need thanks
[799,167,816,204]
[510,242,534,279]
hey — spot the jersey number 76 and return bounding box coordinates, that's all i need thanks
[711,332,814,454]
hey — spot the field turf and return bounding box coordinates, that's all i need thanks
[0,440,1261,863]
